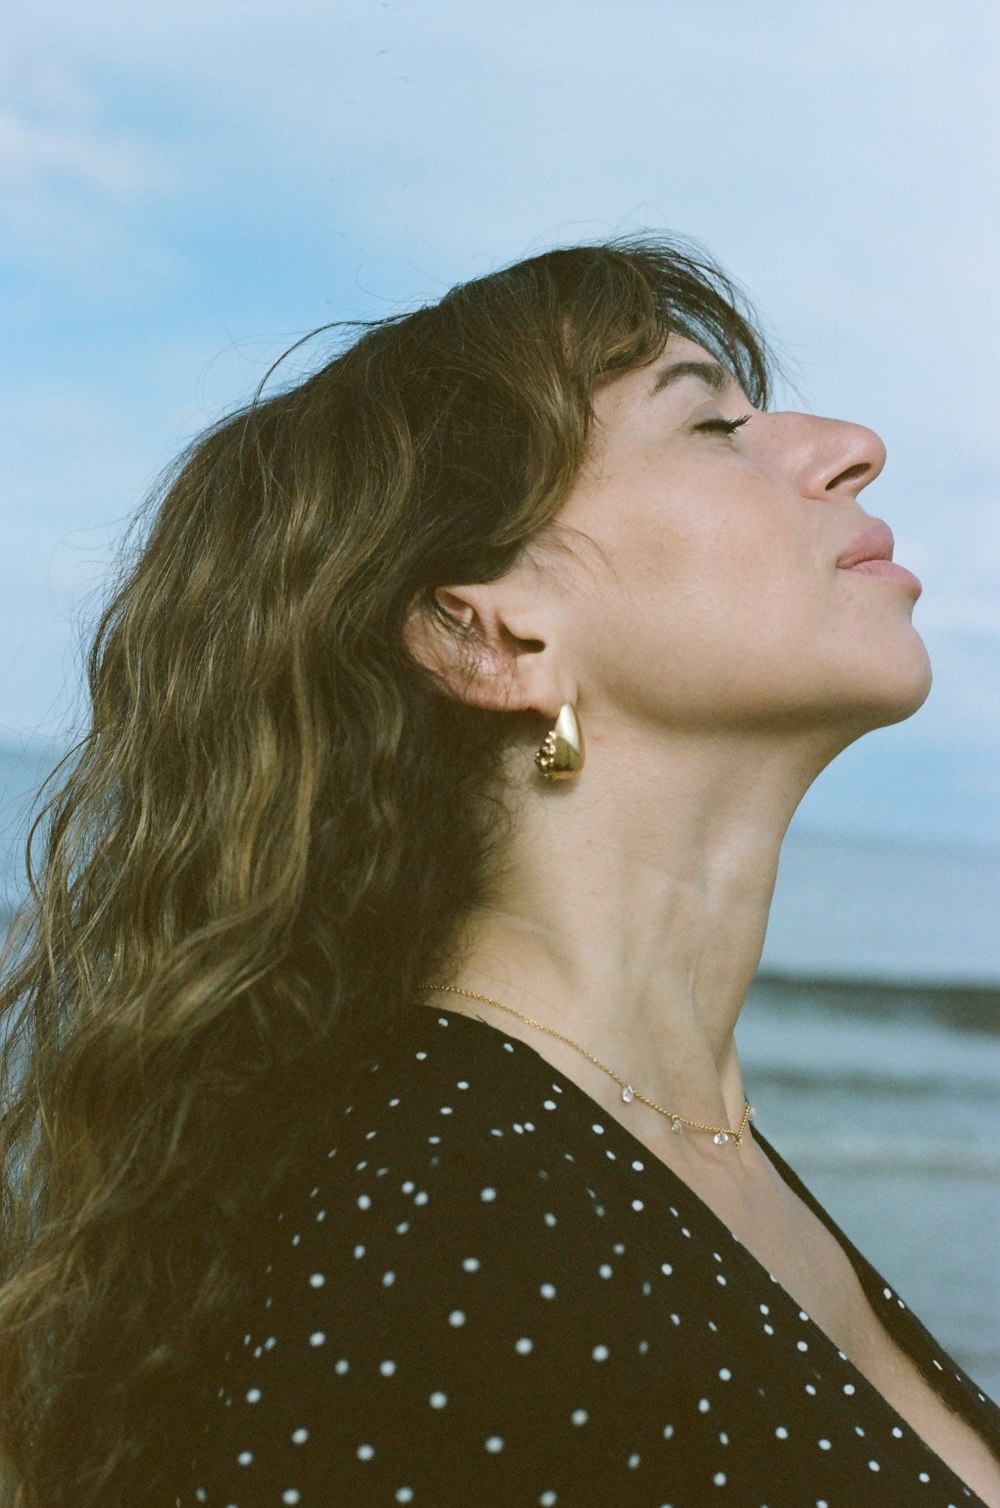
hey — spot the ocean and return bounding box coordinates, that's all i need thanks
[2,739,998,1401]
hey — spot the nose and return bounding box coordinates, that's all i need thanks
[795,417,887,501]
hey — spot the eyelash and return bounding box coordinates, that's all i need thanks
[694,414,752,437]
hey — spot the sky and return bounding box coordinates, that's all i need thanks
[2,0,999,849]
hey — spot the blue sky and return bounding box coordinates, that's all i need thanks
[2,0,998,848]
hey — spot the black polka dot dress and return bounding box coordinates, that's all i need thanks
[177,1007,1000,1507]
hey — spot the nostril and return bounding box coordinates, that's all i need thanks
[825,462,871,491]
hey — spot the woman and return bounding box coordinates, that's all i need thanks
[0,238,996,1507]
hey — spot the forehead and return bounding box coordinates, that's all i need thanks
[593,333,734,424]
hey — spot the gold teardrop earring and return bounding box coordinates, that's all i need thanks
[534,701,585,780]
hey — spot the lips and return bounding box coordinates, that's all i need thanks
[836,519,895,569]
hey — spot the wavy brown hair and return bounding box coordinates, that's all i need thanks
[0,236,772,1505]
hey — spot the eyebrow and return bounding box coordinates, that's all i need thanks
[649,359,734,399]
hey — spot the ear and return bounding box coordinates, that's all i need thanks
[402,582,569,714]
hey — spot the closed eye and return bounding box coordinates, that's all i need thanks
[693,414,752,437]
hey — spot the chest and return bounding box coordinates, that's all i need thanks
[710,1169,1000,1508]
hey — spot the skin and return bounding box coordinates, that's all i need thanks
[406,337,1000,1501]
[405,331,932,1176]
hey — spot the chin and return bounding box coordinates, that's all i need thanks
[849,633,934,731]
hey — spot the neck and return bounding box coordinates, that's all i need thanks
[428,719,842,1148]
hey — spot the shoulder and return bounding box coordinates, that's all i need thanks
[181,1010,663,1504]
[255,1006,609,1275]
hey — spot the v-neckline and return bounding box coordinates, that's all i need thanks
[412,1003,1000,1505]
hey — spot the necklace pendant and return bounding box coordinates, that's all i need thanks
[713,1132,730,1145]
[670,1117,684,1134]
[621,1084,635,1104]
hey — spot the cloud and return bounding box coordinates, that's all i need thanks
[2,0,998,839]
[0,110,154,196]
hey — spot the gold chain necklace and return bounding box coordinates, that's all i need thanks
[417,984,756,1149]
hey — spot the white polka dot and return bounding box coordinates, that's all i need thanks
[631,1159,644,1171]
[395,1491,414,1504]
[719,1368,731,1381]
[592,1123,604,1134]
[335,1358,349,1374]
[716,1274,727,1286]
[763,1323,774,1335]
[698,1398,711,1413]
[775,1426,789,1440]
[238,1452,253,1466]
[868,1460,880,1472]
[484,1435,504,1453]
[429,1391,448,1408]
[380,1360,396,1376]
[818,1438,831,1450]
[661,1263,673,1276]
[540,1494,558,1507]
[713,1472,726,1486]
[414,1191,428,1205]
[357,1194,371,1210]
[246,1388,262,1403]
[291,1428,309,1444]
[628,1452,641,1469]
[631,1199,644,1211]
[481,1187,497,1202]
[663,1424,675,1439]
[719,1431,729,1445]
[515,1337,533,1354]
[592,1344,609,1361]
[796,1339,808,1351]
[282,1490,300,1504]
[463,1257,481,1272]
[892,1426,903,1438]
[309,1273,326,1288]
[309,1331,325,1346]
[759,1303,769,1314]
[805,1383,816,1395]
[382,1271,395,1287]
[883,1286,893,1298]
[543,1099,558,1110]
[540,1282,557,1299]
[543,1212,557,1227]
[843,1383,855,1395]
[919,1472,930,1483]
[440,1105,453,1115]
[353,1244,365,1259]
[599,1263,613,1278]
[357,1442,375,1461]
[448,1309,466,1326]
[572,1408,588,1425]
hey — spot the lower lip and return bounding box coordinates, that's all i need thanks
[841,560,922,596]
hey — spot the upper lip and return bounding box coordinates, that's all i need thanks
[836,519,895,569]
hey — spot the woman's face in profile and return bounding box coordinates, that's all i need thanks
[544,334,933,741]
